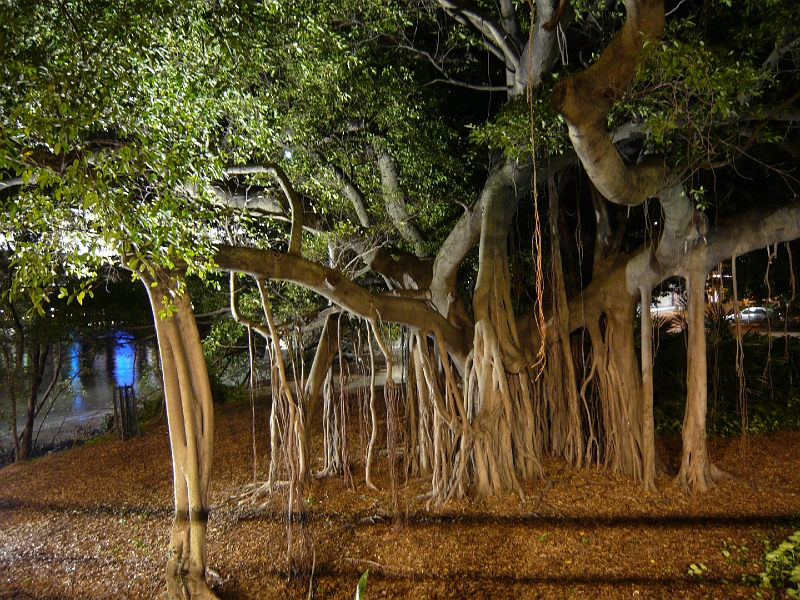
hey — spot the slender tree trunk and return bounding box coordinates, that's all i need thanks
[676,264,714,493]
[639,284,657,491]
[6,305,25,462]
[19,345,49,461]
[140,269,217,600]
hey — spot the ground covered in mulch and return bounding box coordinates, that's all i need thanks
[1,397,798,600]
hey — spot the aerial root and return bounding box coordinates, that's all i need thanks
[232,480,291,505]
[709,463,742,484]
[675,461,739,495]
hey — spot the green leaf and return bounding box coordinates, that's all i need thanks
[355,569,369,600]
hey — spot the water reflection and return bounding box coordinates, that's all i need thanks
[0,331,156,452]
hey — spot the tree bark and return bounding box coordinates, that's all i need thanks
[213,244,470,367]
[376,151,428,258]
[466,162,543,498]
[675,263,713,493]
[639,284,657,491]
[551,0,667,205]
[140,268,217,600]
[545,175,584,467]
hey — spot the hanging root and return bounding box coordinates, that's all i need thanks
[408,329,471,507]
[368,319,404,521]
[232,279,310,567]
[364,320,379,490]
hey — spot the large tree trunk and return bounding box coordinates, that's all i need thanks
[466,164,544,498]
[569,260,647,481]
[545,174,584,468]
[140,268,217,600]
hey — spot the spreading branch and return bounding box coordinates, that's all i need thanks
[225,164,304,255]
[436,0,521,69]
[213,245,470,366]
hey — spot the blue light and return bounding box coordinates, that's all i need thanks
[113,334,135,388]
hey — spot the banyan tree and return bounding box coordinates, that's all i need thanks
[2,0,799,596]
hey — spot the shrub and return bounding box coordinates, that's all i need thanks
[759,530,800,598]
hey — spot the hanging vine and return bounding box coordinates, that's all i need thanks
[731,255,748,452]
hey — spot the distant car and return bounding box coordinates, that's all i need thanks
[725,306,774,324]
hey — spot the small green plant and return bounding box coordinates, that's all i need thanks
[688,562,708,580]
[721,540,749,566]
[758,530,800,598]
[538,532,548,542]
[355,569,369,600]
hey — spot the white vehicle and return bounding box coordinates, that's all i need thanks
[725,306,774,324]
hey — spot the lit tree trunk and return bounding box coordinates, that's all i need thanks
[675,263,714,493]
[140,268,217,600]
[466,164,543,498]
[584,284,645,481]
[545,174,584,468]
[552,0,708,489]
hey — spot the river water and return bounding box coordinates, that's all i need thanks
[0,332,158,456]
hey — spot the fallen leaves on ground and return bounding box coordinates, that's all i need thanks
[1,400,798,599]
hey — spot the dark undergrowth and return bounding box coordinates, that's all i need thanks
[651,324,800,437]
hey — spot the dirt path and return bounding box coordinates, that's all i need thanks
[1,399,798,599]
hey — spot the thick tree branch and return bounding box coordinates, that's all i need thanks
[376,151,428,258]
[329,164,372,228]
[499,0,526,52]
[695,202,800,273]
[551,0,668,205]
[567,199,800,332]
[516,0,563,93]
[213,245,469,366]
